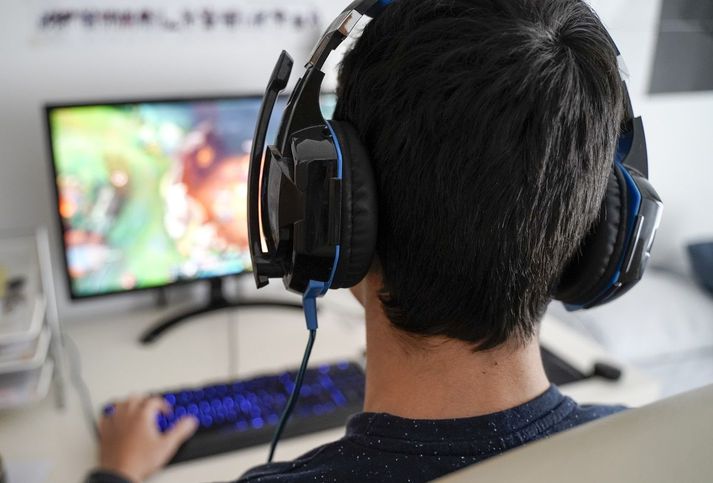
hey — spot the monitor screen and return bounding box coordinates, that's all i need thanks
[47,94,336,299]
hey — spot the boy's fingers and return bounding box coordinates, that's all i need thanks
[164,416,199,450]
[142,396,171,414]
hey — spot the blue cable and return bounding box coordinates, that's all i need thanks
[267,284,325,462]
[267,327,317,462]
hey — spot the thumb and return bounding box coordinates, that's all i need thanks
[164,416,199,450]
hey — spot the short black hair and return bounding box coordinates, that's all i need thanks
[334,0,625,350]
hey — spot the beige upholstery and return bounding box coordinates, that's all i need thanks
[438,384,713,483]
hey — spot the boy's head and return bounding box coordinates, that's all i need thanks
[335,0,624,350]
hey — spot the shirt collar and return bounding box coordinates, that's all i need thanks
[346,385,575,443]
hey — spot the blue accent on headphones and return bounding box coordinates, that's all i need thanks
[303,243,341,330]
[319,120,344,294]
[561,118,661,311]
[299,121,346,330]
[302,284,322,331]
[326,120,345,179]
[612,166,642,267]
[615,129,634,165]
[367,0,395,17]
[596,133,644,305]
[566,162,643,310]
[604,130,645,297]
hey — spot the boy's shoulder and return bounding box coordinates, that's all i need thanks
[239,391,626,483]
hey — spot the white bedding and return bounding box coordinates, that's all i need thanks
[549,269,713,397]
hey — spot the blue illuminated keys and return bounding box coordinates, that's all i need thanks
[104,361,366,464]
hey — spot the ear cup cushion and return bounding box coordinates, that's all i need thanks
[555,166,630,306]
[327,120,378,288]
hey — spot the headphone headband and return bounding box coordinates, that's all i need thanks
[307,0,387,70]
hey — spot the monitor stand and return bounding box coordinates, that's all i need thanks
[139,278,303,345]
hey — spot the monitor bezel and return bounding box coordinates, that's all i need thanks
[44,93,277,301]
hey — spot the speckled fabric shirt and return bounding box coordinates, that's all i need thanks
[238,385,625,482]
[85,385,624,483]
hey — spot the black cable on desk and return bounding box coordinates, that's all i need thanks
[267,329,317,463]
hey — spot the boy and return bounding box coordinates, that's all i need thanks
[88,0,627,481]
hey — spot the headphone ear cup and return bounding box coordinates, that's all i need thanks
[326,120,378,289]
[555,166,630,306]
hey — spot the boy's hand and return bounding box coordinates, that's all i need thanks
[98,396,198,483]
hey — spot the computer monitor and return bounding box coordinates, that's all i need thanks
[46,94,337,342]
[46,95,336,301]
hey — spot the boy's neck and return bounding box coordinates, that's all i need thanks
[362,290,550,420]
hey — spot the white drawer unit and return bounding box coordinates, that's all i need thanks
[0,228,64,410]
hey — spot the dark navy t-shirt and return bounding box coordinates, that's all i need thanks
[238,385,625,482]
[87,385,624,483]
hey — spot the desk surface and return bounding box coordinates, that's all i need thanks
[0,291,659,483]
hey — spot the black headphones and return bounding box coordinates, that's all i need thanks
[248,0,664,318]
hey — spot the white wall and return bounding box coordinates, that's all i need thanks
[0,0,710,318]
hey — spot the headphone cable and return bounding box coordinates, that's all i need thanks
[267,328,317,463]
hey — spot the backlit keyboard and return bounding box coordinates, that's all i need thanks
[106,361,366,464]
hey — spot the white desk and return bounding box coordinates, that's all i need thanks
[0,291,659,483]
